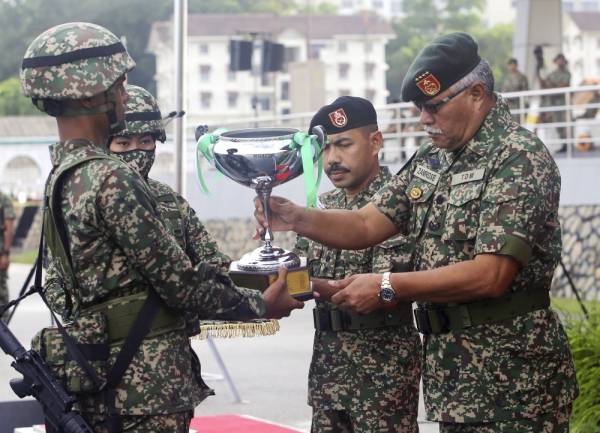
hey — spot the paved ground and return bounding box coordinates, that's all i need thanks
[1,264,439,432]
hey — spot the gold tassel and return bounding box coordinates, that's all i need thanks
[194,319,280,340]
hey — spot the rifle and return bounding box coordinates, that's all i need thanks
[0,318,95,433]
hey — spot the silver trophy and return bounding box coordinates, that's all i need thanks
[196,126,326,299]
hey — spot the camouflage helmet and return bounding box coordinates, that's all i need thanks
[21,22,135,101]
[120,85,166,142]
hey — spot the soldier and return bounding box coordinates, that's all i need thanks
[255,33,578,432]
[500,58,528,116]
[0,191,15,317]
[21,22,302,433]
[540,53,571,153]
[295,96,421,433]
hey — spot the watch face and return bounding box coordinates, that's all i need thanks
[380,287,395,302]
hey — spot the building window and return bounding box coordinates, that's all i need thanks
[198,43,209,54]
[227,91,238,108]
[281,108,291,116]
[372,0,384,8]
[199,65,211,82]
[281,81,290,101]
[200,92,212,109]
[365,89,376,101]
[309,43,326,60]
[364,41,373,53]
[338,63,350,79]
[338,41,347,53]
[256,96,270,111]
[365,62,376,80]
[339,88,351,97]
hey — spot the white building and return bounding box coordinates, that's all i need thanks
[563,11,600,85]
[147,13,394,124]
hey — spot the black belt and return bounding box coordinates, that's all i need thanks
[313,303,413,332]
[414,288,550,335]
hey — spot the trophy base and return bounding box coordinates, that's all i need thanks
[229,259,312,301]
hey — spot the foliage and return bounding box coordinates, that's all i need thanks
[563,308,600,433]
[0,76,40,115]
[385,0,514,102]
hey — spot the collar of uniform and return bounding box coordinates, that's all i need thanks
[464,94,513,158]
[345,165,392,209]
[49,139,105,166]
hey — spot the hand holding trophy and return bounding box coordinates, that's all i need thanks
[196,126,326,300]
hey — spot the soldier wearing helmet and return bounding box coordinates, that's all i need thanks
[24,23,302,433]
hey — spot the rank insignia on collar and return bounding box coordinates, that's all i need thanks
[328,108,348,128]
[409,186,423,200]
[415,71,441,96]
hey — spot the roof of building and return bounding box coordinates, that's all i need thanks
[568,11,600,32]
[0,115,57,139]
[152,13,394,43]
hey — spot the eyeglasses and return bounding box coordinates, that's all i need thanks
[414,86,470,115]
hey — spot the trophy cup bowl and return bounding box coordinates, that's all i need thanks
[198,126,325,300]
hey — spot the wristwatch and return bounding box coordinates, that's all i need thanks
[378,272,396,303]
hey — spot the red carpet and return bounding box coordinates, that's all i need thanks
[190,415,303,433]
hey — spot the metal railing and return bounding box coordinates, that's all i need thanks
[198,84,600,163]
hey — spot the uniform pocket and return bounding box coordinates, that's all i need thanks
[405,178,435,236]
[372,237,412,273]
[443,181,483,241]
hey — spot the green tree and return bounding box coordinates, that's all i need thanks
[385,0,513,102]
[0,76,40,115]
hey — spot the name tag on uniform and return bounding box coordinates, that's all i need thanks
[413,164,440,185]
[451,168,485,185]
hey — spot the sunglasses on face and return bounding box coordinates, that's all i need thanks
[414,85,470,115]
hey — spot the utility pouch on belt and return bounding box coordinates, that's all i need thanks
[32,311,109,394]
[414,288,550,335]
[313,302,413,332]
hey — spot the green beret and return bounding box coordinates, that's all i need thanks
[401,32,481,103]
[309,96,377,135]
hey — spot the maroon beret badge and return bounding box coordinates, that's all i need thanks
[415,72,441,96]
[328,108,348,128]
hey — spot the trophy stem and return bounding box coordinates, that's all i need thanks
[257,184,274,251]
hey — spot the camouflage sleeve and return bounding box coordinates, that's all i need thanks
[1,194,16,219]
[475,148,557,266]
[97,168,265,320]
[43,257,73,320]
[370,168,412,235]
[178,194,231,273]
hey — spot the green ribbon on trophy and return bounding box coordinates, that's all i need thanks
[291,131,323,208]
[196,127,228,193]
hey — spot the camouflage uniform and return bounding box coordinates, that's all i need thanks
[296,166,421,433]
[371,96,578,430]
[541,67,571,131]
[23,23,265,432]
[500,71,528,112]
[0,191,16,308]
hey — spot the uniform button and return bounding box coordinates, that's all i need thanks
[435,195,445,204]
[428,221,440,231]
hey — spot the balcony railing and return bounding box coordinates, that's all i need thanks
[198,84,600,163]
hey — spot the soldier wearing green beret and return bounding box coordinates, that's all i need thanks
[255,32,578,432]
[22,22,302,433]
[294,96,421,433]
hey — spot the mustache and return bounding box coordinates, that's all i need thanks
[424,126,443,135]
[326,164,351,175]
